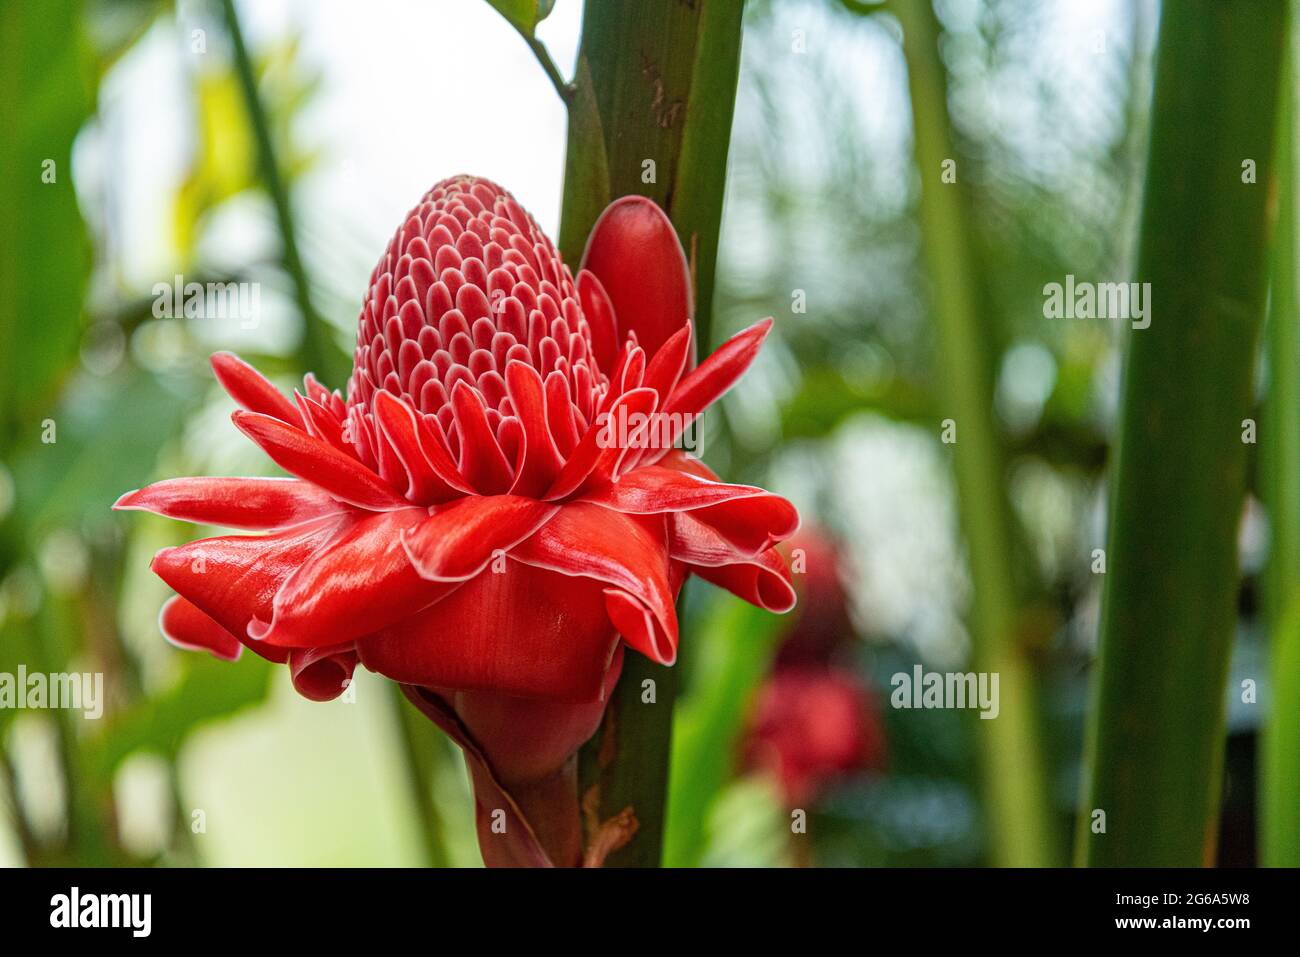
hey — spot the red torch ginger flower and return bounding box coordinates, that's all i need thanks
[115,176,798,866]
[747,667,886,808]
[745,529,885,809]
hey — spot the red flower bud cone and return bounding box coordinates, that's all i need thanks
[116,176,798,866]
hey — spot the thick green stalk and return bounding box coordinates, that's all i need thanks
[1078,0,1286,866]
[1263,23,1300,869]
[894,0,1055,867]
[560,0,745,866]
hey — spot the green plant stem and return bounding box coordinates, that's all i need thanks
[1077,0,1286,867]
[894,0,1055,867]
[524,34,572,103]
[1263,24,1300,869]
[560,0,746,867]
[218,0,347,387]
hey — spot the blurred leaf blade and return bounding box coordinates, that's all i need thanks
[483,0,555,37]
[0,0,94,438]
[664,595,784,868]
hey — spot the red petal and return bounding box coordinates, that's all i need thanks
[505,361,565,497]
[289,643,359,702]
[401,495,558,581]
[545,387,657,501]
[373,390,468,504]
[642,324,692,404]
[250,507,460,648]
[451,381,515,495]
[652,318,773,459]
[114,477,344,530]
[232,410,407,511]
[294,390,354,456]
[159,595,242,661]
[576,269,619,374]
[580,197,693,364]
[691,546,797,613]
[511,504,678,665]
[150,518,341,653]
[360,562,621,700]
[660,451,799,555]
[211,352,301,425]
[578,464,785,515]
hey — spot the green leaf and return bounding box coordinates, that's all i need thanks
[87,651,276,780]
[0,0,94,439]
[483,0,555,37]
[663,594,785,867]
[1263,32,1300,868]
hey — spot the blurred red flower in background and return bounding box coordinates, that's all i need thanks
[115,176,797,866]
[746,529,885,808]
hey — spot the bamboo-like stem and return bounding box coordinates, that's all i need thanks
[1077,0,1286,867]
[218,0,347,387]
[560,0,746,867]
[1262,23,1300,869]
[894,0,1056,867]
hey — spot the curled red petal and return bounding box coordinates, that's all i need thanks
[545,387,657,501]
[691,546,797,613]
[373,390,466,504]
[360,562,620,700]
[295,390,354,456]
[231,410,408,511]
[511,503,678,665]
[159,595,242,661]
[661,451,799,556]
[289,643,359,702]
[400,495,558,581]
[505,360,564,498]
[580,196,693,365]
[451,381,515,495]
[578,464,785,515]
[149,517,342,649]
[114,477,345,531]
[211,352,301,425]
[250,507,460,648]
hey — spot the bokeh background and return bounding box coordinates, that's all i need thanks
[0,0,1270,866]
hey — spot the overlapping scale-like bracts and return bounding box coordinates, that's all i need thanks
[343,177,609,497]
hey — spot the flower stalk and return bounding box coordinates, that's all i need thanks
[559,0,747,867]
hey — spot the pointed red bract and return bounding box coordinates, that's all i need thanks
[580,196,693,364]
